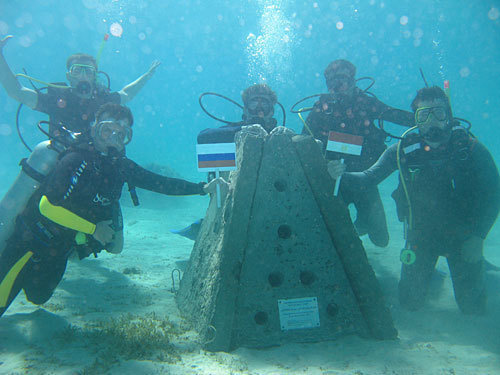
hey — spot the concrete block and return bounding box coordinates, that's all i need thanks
[176,127,396,352]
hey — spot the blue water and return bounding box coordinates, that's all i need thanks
[0,0,499,372]
[1,0,499,181]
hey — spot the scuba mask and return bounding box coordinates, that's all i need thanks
[415,106,448,124]
[69,64,97,96]
[246,96,273,117]
[69,63,97,79]
[415,106,451,145]
[325,73,355,94]
[96,120,133,148]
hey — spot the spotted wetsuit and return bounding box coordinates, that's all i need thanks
[304,90,414,247]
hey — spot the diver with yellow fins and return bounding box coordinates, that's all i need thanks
[0,34,160,256]
[0,103,222,318]
[326,85,500,314]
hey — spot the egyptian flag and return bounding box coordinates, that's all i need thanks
[196,143,237,172]
[326,131,364,156]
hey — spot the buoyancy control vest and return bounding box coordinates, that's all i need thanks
[392,128,476,235]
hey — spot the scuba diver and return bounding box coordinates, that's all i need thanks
[297,59,414,247]
[197,83,283,145]
[0,34,160,255]
[0,35,160,134]
[327,86,500,314]
[171,83,285,240]
[0,103,222,318]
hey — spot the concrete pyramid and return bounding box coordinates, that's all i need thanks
[176,126,397,352]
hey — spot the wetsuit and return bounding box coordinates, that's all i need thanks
[342,128,500,313]
[197,118,278,144]
[303,90,414,247]
[197,118,277,181]
[35,85,121,135]
[0,146,205,317]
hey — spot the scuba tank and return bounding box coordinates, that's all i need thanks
[0,140,59,255]
[0,139,126,257]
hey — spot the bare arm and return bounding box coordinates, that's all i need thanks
[118,60,160,104]
[0,35,37,109]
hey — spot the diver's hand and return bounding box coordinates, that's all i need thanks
[203,177,229,196]
[241,124,268,137]
[327,160,346,180]
[270,126,295,136]
[146,60,161,78]
[0,35,13,53]
[461,235,484,263]
[92,220,115,245]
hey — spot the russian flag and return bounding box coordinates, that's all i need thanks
[326,131,364,156]
[196,143,237,171]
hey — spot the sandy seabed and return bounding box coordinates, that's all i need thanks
[1,188,499,375]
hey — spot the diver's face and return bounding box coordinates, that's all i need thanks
[92,114,132,155]
[244,95,276,131]
[245,95,274,119]
[326,68,355,97]
[66,60,97,98]
[415,99,451,148]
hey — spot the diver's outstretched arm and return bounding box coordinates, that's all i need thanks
[0,35,37,109]
[118,60,161,104]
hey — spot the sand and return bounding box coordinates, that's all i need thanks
[1,181,499,375]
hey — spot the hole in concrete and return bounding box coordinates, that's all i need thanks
[278,225,291,239]
[274,179,287,192]
[300,270,316,285]
[268,272,284,287]
[254,311,268,325]
[327,303,339,317]
[275,245,284,256]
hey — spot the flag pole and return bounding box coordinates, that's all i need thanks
[215,169,221,208]
[333,158,344,196]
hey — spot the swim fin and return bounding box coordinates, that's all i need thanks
[170,219,203,241]
[485,259,500,272]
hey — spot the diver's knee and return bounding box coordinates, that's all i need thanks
[106,230,124,254]
[456,291,487,315]
[25,290,53,305]
[369,230,389,248]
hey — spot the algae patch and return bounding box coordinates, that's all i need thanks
[55,313,183,373]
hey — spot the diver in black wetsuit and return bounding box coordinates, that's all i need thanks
[169,84,281,240]
[197,83,279,145]
[0,36,160,135]
[0,35,161,256]
[0,103,221,318]
[303,59,414,247]
[327,86,500,314]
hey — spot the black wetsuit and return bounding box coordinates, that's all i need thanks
[0,146,205,317]
[35,85,121,135]
[342,129,500,313]
[197,118,277,182]
[303,90,414,247]
[197,122,246,144]
[197,118,278,144]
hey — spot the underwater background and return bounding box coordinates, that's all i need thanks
[1,0,499,183]
[0,1,499,374]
